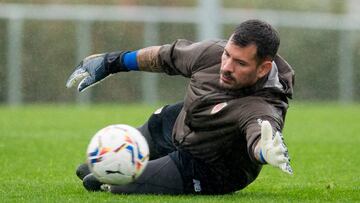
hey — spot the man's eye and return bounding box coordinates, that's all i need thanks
[237,61,246,66]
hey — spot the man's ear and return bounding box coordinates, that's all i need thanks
[257,61,272,79]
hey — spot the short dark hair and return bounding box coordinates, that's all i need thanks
[231,19,280,63]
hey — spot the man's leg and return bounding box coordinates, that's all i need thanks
[109,155,184,194]
[79,154,184,194]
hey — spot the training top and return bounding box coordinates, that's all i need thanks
[157,39,295,193]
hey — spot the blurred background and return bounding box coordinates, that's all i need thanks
[0,0,359,105]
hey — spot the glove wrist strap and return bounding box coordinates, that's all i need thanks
[105,51,129,74]
[259,149,267,164]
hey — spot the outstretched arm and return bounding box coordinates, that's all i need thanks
[66,46,163,92]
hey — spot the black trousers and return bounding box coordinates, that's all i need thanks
[110,102,187,194]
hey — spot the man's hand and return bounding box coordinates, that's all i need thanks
[259,120,293,175]
[66,51,127,92]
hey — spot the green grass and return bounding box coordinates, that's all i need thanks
[0,103,359,202]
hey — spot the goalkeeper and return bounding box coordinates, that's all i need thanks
[67,19,294,195]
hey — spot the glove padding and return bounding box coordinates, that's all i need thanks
[259,120,293,175]
[66,51,127,92]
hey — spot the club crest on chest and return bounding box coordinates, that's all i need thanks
[210,102,228,114]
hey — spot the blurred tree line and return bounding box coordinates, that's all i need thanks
[0,0,359,104]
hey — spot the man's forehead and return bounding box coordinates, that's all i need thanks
[224,40,258,61]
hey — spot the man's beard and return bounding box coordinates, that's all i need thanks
[219,71,237,89]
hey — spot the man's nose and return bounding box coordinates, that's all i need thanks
[221,60,234,72]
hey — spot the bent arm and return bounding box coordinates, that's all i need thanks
[136,46,163,72]
[66,39,214,91]
[135,39,223,76]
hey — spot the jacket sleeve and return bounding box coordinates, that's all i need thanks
[158,39,224,77]
[245,116,282,164]
[239,100,284,164]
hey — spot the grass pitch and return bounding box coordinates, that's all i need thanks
[0,103,359,202]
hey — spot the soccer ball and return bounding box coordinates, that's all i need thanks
[86,124,149,185]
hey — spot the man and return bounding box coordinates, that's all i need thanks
[66,19,294,195]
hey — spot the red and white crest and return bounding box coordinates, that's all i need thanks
[211,102,228,114]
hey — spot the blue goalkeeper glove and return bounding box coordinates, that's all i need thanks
[259,120,293,175]
[66,51,128,92]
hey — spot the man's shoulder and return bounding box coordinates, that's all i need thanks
[175,39,226,52]
[173,38,226,47]
[191,39,226,69]
[200,39,227,51]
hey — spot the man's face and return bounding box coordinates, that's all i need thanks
[219,39,271,90]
